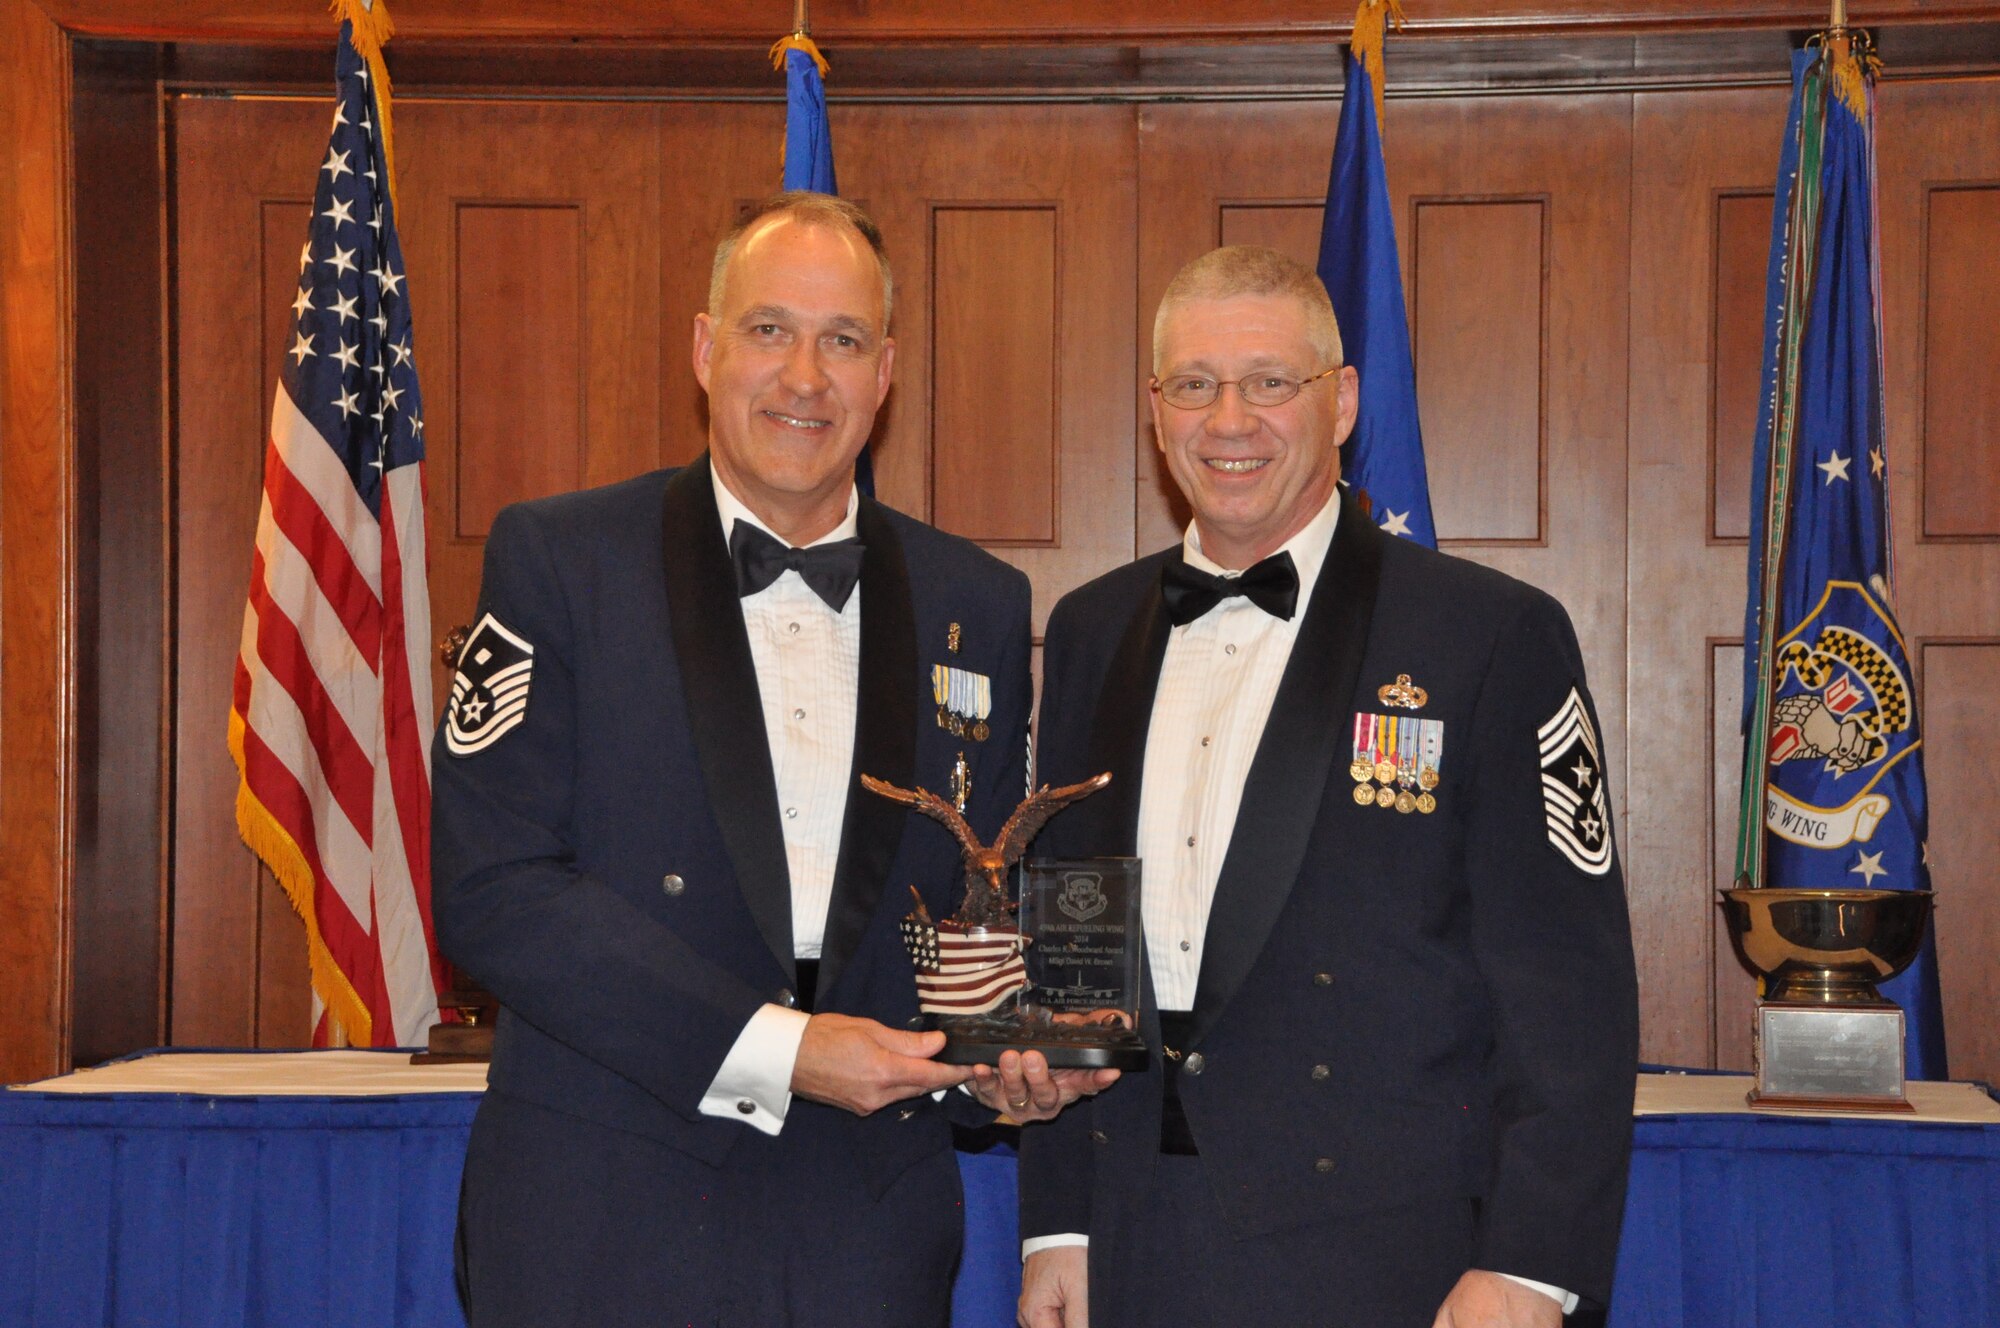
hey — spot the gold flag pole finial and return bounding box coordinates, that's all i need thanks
[1831,0,1848,29]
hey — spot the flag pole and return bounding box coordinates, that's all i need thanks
[794,0,810,36]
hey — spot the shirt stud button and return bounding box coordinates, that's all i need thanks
[737,1100,756,1116]
[787,622,801,635]
[785,807,799,820]
[792,707,806,721]
[1224,643,1237,656]
[1200,736,1212,747]
[1179,940,1192,952]
[1186,835,1196,848]
[660,874,685,897]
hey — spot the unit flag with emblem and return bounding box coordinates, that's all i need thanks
[1735,35,1945,1077]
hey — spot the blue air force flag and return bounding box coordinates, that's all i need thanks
[1738,45,1946,1077]
[1316,0,1436,548]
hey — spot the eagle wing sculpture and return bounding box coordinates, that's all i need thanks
[859,775,984,859]
[861,770,1113,927]
[995,773,1114,866]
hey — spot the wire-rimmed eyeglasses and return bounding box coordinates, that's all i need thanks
[1149,366,1340,410]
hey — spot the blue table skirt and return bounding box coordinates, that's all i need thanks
[4,1089,1996,1327]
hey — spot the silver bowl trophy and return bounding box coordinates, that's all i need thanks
[862,771,1149,1071]
[1720,887,1932,1111]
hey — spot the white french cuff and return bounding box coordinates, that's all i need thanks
[697,1003,811,1137]
[1498,1273,1578,1315]
[1021,1233,1089,1261]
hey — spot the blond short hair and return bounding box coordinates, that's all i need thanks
[708,191,894,326]
[1152,245,1343,373]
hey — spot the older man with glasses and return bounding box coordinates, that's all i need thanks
[1016,245,1638,1328]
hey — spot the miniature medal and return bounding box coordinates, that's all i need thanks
[1350,713,1376,783]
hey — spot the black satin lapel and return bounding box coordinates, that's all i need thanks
[1081,564,1173,854]
[660,456,795,980]
[1188,491,1385,1047]
[814,500,918,1002]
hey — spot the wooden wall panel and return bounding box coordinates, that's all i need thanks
[1919,642,2000,1084]
[68,45,170,1068]
[1711,192,1772,542]
[1627,87,1787,1066]
[1920,185,2000,540]
[170,98,325,1046]
[1708,642,1756,1071]
[833,104,1139,629]
[0,0,77,1083]
[931,206,1058,544]
[396,102,662,708]
[1412,198,1545,542]
[1216,202,1322,268]
[1875,79,2000,1090]
[452,203,586,540]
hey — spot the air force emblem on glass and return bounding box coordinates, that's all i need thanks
[445,613,534,757]
[1538,687,1613,876]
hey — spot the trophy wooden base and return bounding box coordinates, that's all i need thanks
[938,1032,1149,1071]
[1745,1089,1916,1114]
[410,986,498,1065]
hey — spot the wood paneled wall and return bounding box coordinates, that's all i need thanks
[0,0,78,1085]
[33,49,2000,1088]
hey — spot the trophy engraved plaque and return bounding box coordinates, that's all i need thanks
[863,772,1148,1071]
[1721,887,1932,1112]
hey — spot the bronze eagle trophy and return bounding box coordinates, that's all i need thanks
[860,772,1111,928]
[860,768,1145,1070]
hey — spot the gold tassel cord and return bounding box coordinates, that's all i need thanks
[1349,0,1407,126]
[1826,29,1881,120]
[770,32,831,78]
[229,710,376,1047]
[331,0,400,220]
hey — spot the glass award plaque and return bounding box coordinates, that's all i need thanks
[1014,858,1147,1068]
[862,772,1149,1071]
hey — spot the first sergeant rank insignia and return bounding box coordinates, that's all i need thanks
[1537,687,1613,876]
[445,612,535,757]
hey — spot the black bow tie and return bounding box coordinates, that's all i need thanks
[1160,551,1300,626]
[729,520,866,612]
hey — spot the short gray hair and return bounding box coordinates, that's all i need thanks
[708,191,894,326]
[1152,245,1343,372]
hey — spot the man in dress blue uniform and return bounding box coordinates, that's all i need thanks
[434,193,1110,1328]
[1018,246,1639,1328]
